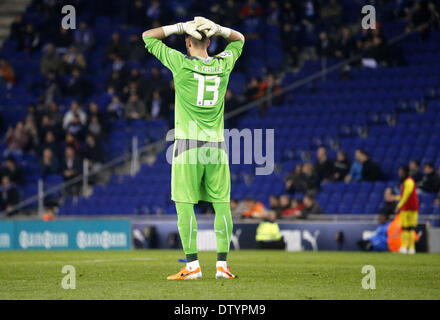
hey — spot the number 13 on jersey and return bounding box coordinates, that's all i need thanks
[194,73,221,107]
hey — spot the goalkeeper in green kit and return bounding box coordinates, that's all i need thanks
[142,17,244,280]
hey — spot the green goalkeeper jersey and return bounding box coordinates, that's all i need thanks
[143,35,244,142]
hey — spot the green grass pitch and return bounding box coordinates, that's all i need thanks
[0,250,439,300]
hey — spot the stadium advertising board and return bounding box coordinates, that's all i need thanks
[0,220,131,250]
[0,221,14,250]
[132,220,427,252]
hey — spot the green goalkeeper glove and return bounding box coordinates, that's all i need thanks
[163,21,203,40]
[194,16,231,38]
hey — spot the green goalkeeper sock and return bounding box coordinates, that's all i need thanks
[175,202,198,255]
[213,202,233,256]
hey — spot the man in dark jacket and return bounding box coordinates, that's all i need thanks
[62,146,82,195]
[0,176,20,214]
[418,162,440,193]
[315,147,334,183]
[359,150,382,181]
[301,194,323,218]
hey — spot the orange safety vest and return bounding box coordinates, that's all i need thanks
[387,213,419,252]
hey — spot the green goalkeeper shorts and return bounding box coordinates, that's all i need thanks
[171,139,230,204]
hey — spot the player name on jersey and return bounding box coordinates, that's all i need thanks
[194,65,223,73]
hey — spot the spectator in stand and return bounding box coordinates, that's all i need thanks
[333,151,350,181]
[285,164,303,194]
[224,89,242,128]
[42,207,56,221]
[87,115,103,139]
[334,27,356,59]
[106,71,125,94]
[54,26,73,54]
[1,158,23,185]
[64,133,80,154]
[0,176,20,214]
[66,68,92,100]
[224,89,240,115]
[38,114,59,141]
[127,0,147,27]
[409,160,423,183]
[4,122,28,156]
[125,94,146,120]
[145,67,167,98]
[46,102,63,127]
[301,193,323,218]
[0,58,15,89]
[127,34,146,62]
[18,23,40,52]
[223,0,240,27]
[427,1,440,30]
[111,55,126,74]
[282,23,301,68]
[26,103,39,123]
[269,195,281,218]
[62,46,87,74]
[346,150,362,182]
[418,162,440,193]
[40,43,63,76]
[407,1,431,32]
[62,146,82,195]
[315,147,334,183]
[146,0,164,23]
[230,198,246,219]
[42,71,63,106]
[106,32,128,62]
[122,80,143,102]
[128,68,147,94]
[285,163,319,195]
[379,188,397,216]
[298,163,320,194]
[240,0,263,18]
[302,0,319,23]
[63,101,87,130]
[255,73,282,114]
[321,0,343,29]
[435,165,440,205]
[40,131,60,158]
[74,21,94,52]
[316,31,334,58]
[242,198,266,219]
[107,95,125,120]
[147,89,169,120]
[255,73,281,101]
[10,13,25,40]
[24,114,40,153]
[279,194,291,216]
[240,0,264,40]
[282,198,305,219]
[359,149,382,181]
[267,1,281,26]
[244,77,260,102]
[66,114,85,140]
[40,148,60,176]
[83,134,104,181]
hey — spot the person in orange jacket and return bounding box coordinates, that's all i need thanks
[242,198,266,218]
[387,213,419,252]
